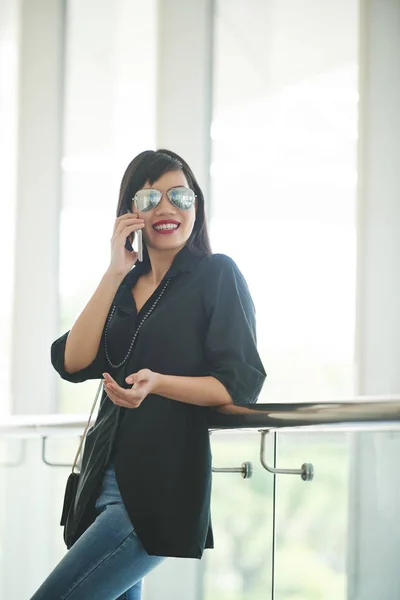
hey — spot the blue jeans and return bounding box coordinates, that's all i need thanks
[31,463,165,599]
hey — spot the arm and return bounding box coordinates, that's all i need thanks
[201,255,266,405]
[51,269,127,383]
[63,269,125,374]
[152,374,233,407]
[104,370,234,408]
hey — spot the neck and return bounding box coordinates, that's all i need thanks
[146,245,185,286]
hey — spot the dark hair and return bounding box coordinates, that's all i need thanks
[116,149,212,259]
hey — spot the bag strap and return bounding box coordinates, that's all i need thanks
[72,380,103,474]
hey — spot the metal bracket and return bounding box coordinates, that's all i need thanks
[41,436,80,468]
[260,430,314,481]
[212,461,253,479]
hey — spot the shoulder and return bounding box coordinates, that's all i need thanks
[197,253,242,279]
[197,253,253,306]
[203,253,237,268]
[196,253,257,325]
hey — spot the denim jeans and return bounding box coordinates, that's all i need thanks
[30,463,165,600]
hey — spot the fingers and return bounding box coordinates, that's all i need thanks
[103,372,115,385]
[113,219,145,244]
[105,384,142,408]
[108,212,145,277]
[102,373,142,408]
[115,210,140,227]
[112,212,143,235]
[106,387,136,408]
[125,369,150,384]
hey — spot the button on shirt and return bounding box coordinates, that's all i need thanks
[51,246,267,558]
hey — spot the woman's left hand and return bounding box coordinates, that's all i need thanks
[102,369,159,408]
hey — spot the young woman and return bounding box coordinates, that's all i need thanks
[31,149,266,600]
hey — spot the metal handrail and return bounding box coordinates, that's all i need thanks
[1,396,400,436]
[207,395,400,431]
[1,396,400,480]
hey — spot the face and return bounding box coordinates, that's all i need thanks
[134,170,196,254]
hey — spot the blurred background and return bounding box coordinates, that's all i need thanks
[1,0,400,598]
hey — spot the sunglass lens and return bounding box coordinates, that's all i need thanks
[134,189,161,212]
[168,187,195,210]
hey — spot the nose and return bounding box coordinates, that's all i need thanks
[154,191,176,215]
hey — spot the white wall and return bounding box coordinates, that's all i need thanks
[11,0,64,414]
[348,1,400,598]
[0,0,19,416]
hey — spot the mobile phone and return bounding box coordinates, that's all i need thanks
[124,211,143,262]
[134,228,143,262]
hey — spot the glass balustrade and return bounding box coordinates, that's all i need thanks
[1,403,400,600]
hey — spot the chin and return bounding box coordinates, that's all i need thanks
[147,236,188,252]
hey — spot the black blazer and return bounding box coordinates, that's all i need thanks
[51,246,266,558]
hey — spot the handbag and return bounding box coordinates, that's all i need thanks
[60,380,103,547]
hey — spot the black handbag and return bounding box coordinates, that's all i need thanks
[60,380,103,547]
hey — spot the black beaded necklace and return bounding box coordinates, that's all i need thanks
[104,278,171,369]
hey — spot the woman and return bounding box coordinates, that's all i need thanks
[31,149,266,600]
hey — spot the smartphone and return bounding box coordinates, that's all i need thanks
[124,211,143,262]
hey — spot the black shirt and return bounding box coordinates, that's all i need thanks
[51,246,266,558]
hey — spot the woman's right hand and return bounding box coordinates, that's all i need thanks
[108,212,145,277]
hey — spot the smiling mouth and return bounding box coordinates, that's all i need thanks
[152,222,181,233]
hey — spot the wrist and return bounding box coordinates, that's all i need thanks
[104,268,126,285]
[152,372,166,395]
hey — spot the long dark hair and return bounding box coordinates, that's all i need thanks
[116,149,212,259]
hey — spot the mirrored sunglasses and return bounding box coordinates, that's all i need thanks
[133,186,196,212]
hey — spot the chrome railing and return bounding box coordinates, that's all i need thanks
[2,395,400,436]
[1,396,400,481]
[207,395,400,430]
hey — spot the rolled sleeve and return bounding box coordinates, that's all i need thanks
[203,255,266,405]
[51,331,106,383]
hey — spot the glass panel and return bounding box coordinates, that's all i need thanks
[1,428,399,598]
[0,435,78,598]
[275,431,349,600]
[274,429,400,600]
[347,430,400,600]
[203,432,274,600]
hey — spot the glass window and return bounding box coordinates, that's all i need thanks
[210,0,358,404]
[58,0,157,412]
